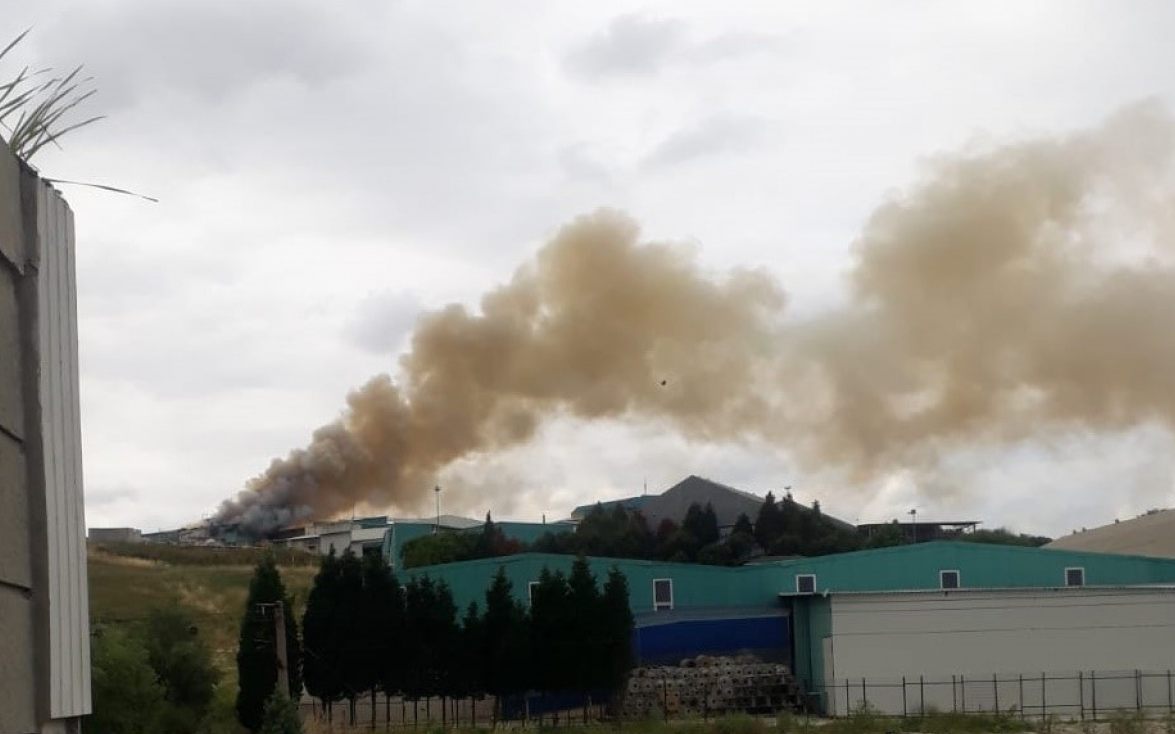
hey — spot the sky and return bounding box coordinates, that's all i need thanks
[10,0,1175,537]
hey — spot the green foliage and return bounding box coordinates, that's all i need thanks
[236,552,303,732]
[400,518,523,569]
[0,29,103,161]
[257,692,303,734]
[862,521,909,549]
[403,575,459,699]
[90,626,168,734]
[1108,709,1147,734]
[93,541,318,567]
[900,710,1029,733]
[601,566,636,690]
[89,607,227,734]
[960,528,1052,547]
[142,606,221,732]
[481,566,530,698]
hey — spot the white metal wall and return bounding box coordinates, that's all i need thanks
[36,181,91,718]
[824,588,1175,716]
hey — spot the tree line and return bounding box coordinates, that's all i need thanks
[235,550,635,730]
[402,494,1050,570]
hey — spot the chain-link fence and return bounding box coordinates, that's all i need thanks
[821,670,1175,719]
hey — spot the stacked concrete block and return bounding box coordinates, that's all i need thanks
[622,654,803,719]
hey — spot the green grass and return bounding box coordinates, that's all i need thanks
[88,543,317,676]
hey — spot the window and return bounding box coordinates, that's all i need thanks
[528,581,540,606]
[940,570,960,590]
[795,574,816,594]
[1066,567,1085,587]
[653,578,674,611]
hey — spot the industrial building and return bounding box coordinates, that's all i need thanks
[570,475,854,533]
[407,542,1175,716]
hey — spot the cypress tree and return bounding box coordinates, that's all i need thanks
[754,492,782,550]
[601,567,635,694]
[566,557,602,693]
[359,554,402,723]
[482,567,527,702]
[335,551,366,721]
[454,602,484,700]
[302,553,344,711]
[530,567,572,692]
[236,552,303,732]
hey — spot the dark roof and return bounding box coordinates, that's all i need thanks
[571,495,653,519]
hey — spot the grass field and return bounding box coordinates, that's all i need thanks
[88,543,319,675]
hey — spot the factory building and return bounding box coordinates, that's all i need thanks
[570,475,854,534]
[409,542,1175,716]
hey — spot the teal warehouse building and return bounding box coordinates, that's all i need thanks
[401,542,1175,716]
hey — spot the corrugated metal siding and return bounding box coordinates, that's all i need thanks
[36,182,91,717]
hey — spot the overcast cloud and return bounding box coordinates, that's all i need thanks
[11,0,1175,536]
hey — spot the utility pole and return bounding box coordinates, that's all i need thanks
[434,485,442,533]
[272,601,290,696]
[909,508,918,544]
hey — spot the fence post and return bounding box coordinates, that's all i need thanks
[1018,675,1024,722]
[961,674,967,713]
[952,675,957,713]
[1168,669,1173,713]
[903,676,908,718]
[663,676,668,723]
[1091,671,1098,721]
[994,674,999,713]
[1079,671,1085,721]
[862,678,867,710]
[1136,669,1142,712]
[845,678,851,716]
[1041,673,1046,719]
[920,675,926,715]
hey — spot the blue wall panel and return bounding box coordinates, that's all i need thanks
[634,615,789,665]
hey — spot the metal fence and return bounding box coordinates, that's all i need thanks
[298,694,610,730]
[823,670,1175,720]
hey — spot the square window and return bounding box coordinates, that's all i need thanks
[653,578,673,611]
[1066,567,1085,587]
[940,570,960,590]
[796,574,816,594]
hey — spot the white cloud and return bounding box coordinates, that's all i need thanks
[10,0,1175,536]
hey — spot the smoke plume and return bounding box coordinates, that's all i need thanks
[216,102,1175,538]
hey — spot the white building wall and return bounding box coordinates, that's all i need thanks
[824,588,1175,716]
[36,181,91,719]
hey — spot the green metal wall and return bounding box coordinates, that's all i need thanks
[403,542,1175,616]
[406,553,781,616]
[765,542,1175,593]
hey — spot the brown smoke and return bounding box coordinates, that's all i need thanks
[216,101,1175,537]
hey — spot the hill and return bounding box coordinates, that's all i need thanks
[1046,508,1175,558]
[88,543,319,676]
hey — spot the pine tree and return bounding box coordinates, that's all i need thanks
[566,556,602,693]
[601,567,635,694]
[454,602,484,699]
[302,553,344,710]
[732,513,754,538]
[236,552,303,732]
[754,492,783,550]
[530,567,572,692]
[482,567,527,701]
[359,554,402,723]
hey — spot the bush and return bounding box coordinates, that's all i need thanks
[89,627,167,734]
[258,692,303,734]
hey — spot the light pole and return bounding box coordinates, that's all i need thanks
[434,485,442,533]
[908,508,917,544]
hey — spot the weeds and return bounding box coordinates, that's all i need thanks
[0,29,102,162]
[1107,710,1147,734]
